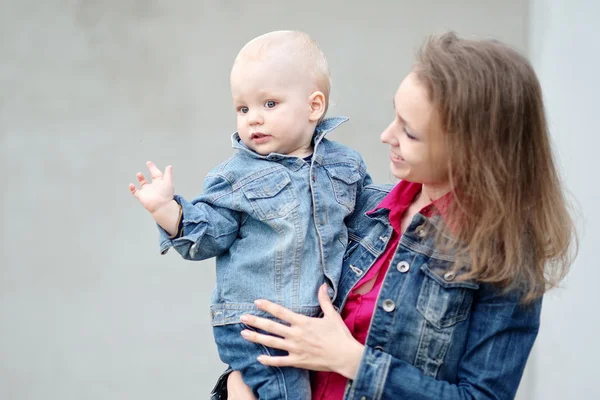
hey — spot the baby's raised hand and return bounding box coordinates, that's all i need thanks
[129,161,175,214]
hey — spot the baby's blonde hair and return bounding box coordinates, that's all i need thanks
[234,30,331,118]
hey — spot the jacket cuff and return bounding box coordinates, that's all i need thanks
[346,346,392,400]
[157,195,184,254]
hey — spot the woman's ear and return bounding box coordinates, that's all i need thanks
[308,91,326,122]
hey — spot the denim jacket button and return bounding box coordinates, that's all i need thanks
[396,261,410,273]
[350,264,363,276]
[382,299,396,312]
[416,225,427,238]
[444,271,456,281]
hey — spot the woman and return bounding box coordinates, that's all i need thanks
[215,32,576,400]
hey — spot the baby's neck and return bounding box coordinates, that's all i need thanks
[288,145,314,159]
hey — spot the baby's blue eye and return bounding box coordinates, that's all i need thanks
[239,106,249,114]
[265,101,277,109]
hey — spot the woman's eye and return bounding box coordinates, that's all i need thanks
[404,127,416,140]
[265,101,277,109]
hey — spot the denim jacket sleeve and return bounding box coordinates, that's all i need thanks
[357,158,373,201]
[346,287,542,400]
[157,173,241,260]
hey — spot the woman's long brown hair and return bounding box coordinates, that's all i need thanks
[414,32,577,302]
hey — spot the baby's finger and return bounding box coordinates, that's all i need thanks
[129,183,139,198]
[146,161,163,180]
[318,284,337,318]
[164,165,173,184]
[136,172,148,187]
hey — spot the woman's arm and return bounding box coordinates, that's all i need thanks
[226,371,256,400]
[242,284,542,400]
[210,369,256,400]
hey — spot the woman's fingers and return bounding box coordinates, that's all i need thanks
[241,329,289,352]
[256,354,294,368]
[318,284,338,318]
[253,299,303,325]
[240,314,291,337]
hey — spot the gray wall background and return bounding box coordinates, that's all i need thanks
[2,1,593,399]
[525,1,600,399]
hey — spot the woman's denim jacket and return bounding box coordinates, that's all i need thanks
[158,117,371,326]
[336,184,542,399]
[212,184,542,400]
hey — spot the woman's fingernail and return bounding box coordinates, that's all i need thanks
[241,330,250,337]
[254,300,262,306]
[240,315,248,322]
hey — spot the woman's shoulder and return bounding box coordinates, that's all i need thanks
[345,183,396,236]
[352,183,394,216]
[365,183,396,193]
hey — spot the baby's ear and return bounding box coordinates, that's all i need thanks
[308,91,326,122]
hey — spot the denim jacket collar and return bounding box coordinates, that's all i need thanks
[230,116,349,168]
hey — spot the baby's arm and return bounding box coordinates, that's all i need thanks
[130,161,242,260]
[129,161,181,236]
[356,156,373,196]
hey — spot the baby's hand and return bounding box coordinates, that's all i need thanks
[129,161,175,214]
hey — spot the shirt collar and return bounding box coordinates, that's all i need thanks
[367,180,453,232]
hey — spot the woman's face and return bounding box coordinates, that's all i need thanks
[380,72,450,186]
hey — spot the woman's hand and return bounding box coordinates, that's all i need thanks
[240,284,364,380]
[226,371,256,400]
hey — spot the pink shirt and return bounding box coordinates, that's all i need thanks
[311,181,445,399]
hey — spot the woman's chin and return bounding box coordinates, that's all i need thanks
[390,163,409,180]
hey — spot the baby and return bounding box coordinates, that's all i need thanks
[130,30,371,399]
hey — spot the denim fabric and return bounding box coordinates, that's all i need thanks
[333,184,543,400]
[215,324,311,400]
[157,117,372,326]
[211,184,542,399]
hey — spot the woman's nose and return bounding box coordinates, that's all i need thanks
[380,122,398,146]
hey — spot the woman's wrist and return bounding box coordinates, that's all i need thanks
[337,340,365,380]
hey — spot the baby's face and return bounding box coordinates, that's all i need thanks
[230,58,317,157]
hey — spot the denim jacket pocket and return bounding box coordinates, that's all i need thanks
[241,170,300,220]
[414,262,479,377]
[324,164,362,212]
[416,262,479,329]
